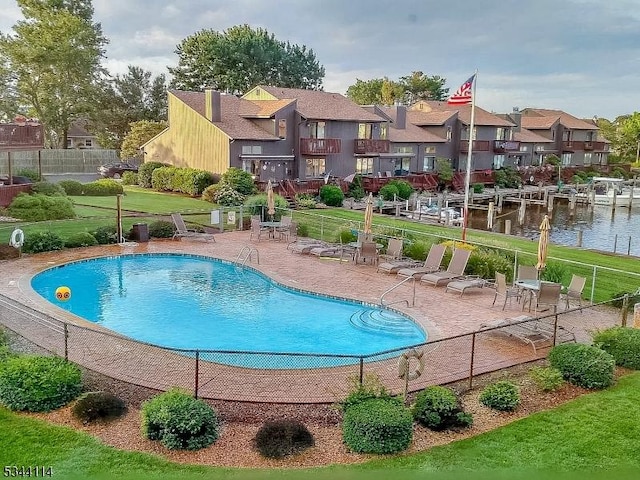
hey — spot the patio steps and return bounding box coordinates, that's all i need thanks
[349,309,417,336]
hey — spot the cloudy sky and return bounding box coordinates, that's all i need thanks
[2,0,639,119]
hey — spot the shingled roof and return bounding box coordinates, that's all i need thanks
[377,106,447,143]
[170,90,280,141]
[513,128,555,143]
[259,86,385,122]
[522,108,597,130]
[410,101,514,127]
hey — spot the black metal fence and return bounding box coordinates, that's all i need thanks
[0,292,624,404]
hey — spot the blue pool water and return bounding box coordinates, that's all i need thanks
[30,254,426,368]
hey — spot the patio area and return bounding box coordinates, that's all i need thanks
[0,230,622,403]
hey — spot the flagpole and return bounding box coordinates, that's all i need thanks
[461,70,477,241]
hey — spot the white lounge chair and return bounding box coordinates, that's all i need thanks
[171,213,215,242]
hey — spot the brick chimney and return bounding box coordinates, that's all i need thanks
[395,105,407,130]
[205,89,221,123]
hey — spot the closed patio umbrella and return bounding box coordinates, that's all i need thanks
[266,180,275,220]
[536,214,551,272]
[363,192,374,241]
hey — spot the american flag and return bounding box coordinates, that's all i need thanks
[447,74,476,105]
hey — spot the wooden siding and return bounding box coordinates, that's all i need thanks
[144,93,230,173]
[243,86,279,101]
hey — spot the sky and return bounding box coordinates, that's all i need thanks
[2,0,640,120]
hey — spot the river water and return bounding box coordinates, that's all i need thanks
[467,202,640,257]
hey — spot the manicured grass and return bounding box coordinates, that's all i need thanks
[1,373,639,480]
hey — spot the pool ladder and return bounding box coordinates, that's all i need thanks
[380,275,416,307]
[236,245,259,265]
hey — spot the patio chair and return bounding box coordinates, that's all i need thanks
[491,272,522,310]
[480,315,576,353]
[395,244,446,279]
[420,248,472,287]
[249,217,269,242]
[354,241,379,266]
[379,238,403,262]
[171,213,216,242]
[517,265,538,281]
[532,282,562,315]
[279,221,297,243]
[563,274,586,311]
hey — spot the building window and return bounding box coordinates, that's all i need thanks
[493,155,505,169]
[446,126,452,142]
[278,119,287,139]
[424,146,436,154]
[422,156,435,171]
[379,123,388,140]
[309,122,325,139]
[520,145,528,152]
[461,127,477,141]
[562,130,571,142]
[562,153,572,166]
[584,153,593,166]
[358,123,373,139]
[395,146,413,154]
[496,128,508,140]
[66,138,72,147]
[84,139,93,147]
[242,145,262,155]
[395,158,411,176]
[242,159,261,178]
[356,157,374,175]
[305,158,325,177]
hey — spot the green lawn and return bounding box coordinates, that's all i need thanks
[1,373,639,480]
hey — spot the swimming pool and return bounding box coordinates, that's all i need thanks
[30,254,426,368]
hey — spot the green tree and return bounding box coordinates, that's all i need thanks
[346,78,385,105]
[346,72,448,106]
[399,71,449,102]
[0,0,108,147]
[0,57,20,122]
[120,120,167,159]
[93,65,167,150]
[618,113,640,162]
[169,25,324,94]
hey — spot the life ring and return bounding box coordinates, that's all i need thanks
[9,228,24,248]
[398,348,425,381]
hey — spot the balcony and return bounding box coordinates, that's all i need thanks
[493,140,521,153]
[591,141,607,151]
[460,140,491,152]
[562,141,585,151]
[354,139,390,154]
[300,138,341,155]
[0,124,44,150]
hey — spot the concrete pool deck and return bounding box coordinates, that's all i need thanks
[0,231,623,403]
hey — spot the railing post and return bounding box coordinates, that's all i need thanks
[194,350,200,399]
[64,323,68,361]
[591,266,597,304]
[359,357,364,386]
[622,294,629,327]
[468,332,476,390]
[552,313,559,346]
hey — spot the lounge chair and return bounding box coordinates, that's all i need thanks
[420,248,471,287]
[445,276,486,297]
[288,239,328,254]
[379,238,403,262]
[396,244,446,279]
[480,315,575,353]
[171,213,216,242]
[563,274,586,311]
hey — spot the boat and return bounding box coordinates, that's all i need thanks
[407,204,464,225]
[581,177,640,206]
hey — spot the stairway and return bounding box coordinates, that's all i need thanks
[349,309,418,336]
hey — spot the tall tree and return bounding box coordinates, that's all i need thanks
[93,65,167,150]
[169,25,324,93]
[120,120,167,159]
[346,72,448,106]
[399,71,448,102]
[0,56,20,122]
[346,78,385,105]
[0,0,107,147]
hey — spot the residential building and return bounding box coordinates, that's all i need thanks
[66,121,101,149]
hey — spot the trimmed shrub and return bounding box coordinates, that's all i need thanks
[151,166,176,191]
[386,179,413,200]
[494,167,522,188]
[64,232,98,248]
[342,397,413,454]
[72,391,127,424]
[338,373,392,413]
[91,225,118,245]
[8,193,75,221]
[138,161,170,188]
[593,326,640,370]
[337,229,357,244]
[58,180,84,195]
[83,179,124,196]
[479,381,520,411]
[148,220,175,238]
[16,168,41,182]
[244,193,289,220]
[31,181,66,196]
[294,193,317,209]
[220,167,256,195]
[254,419,315,459]
[141,388,219,450]
[548,343,615,389]
[529,366,564,392]
[412,386,471,431]
[379,183,399,201]
[466,248,513,280]
[22,231,65,254]
[473,183,484,193]
[121,171,139,186]
[319,185,344,207]
[0,356,82,412]
[203,183,246,206]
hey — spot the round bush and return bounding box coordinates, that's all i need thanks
[593,326,640,370]
[479,381,520,411]
[244,193,289,220]
[319,185,344,207]
[22,231,65,254]
[379,183,399,201]
[64,232,98,248]
[529,366,564,392]
[0,356,82,412]
[254,419,315,459]
[386,180,413,200]
[91,225,118,245]
[121,171,139,186]
[412,386,468,431]
[148,220,175,238]
[72,391,127,424]
[141,388,219,450]
[204,183,246,206]
[138,161,170,188]
[58,180,84,195]
[220,167,256,195]
[548,343,615,389]
[31,181,66,196]
[82,179,124,196]
[9,193,75,221]
[342,397,413,454]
